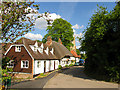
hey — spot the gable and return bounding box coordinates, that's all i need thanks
[5,44,34,60]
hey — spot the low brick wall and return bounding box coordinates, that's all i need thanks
[13,73,33,79]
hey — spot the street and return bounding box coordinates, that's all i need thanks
[9,71,57,88]
[44,66,118,88]
[9,66,118,89]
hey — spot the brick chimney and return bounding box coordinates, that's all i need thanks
[58,38,62,44]
[46,36,52,46]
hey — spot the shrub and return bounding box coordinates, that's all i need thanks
[58,65,62,70]
[69,64,73,67]
[65,65,68,67]
[40,73,44,76]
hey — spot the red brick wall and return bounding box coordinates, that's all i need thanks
[6,46,33,73]
[14,73,33,79]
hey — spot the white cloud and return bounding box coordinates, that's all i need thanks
[35,17,48,29]
[25,7,61,30]
[74,33,83,38]
[25,7,38,13]
[73,29,76,33]
[76,45,81,49]
[27,13,61,29]
[76,40,79,43]
[48,13,61,21]
[24,33,43,40]
[72,24,84,29]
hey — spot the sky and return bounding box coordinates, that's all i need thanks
[23,2,116,49]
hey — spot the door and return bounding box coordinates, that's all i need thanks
[54,61,55,70]
[34,60,41,75]
[44,61,46,73]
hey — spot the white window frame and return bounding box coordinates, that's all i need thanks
[21,60,29,68]
[37,61,41,68]
[15,46,21,52]
[7,60,14,68]
[34,46,37,51]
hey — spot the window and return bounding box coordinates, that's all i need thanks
[34,46,37,51]
[37,61,41,68]
[15,46,21,52]
[7,60,14,68]
[21,60,29,68]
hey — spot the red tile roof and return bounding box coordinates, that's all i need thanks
[70,50,81,58]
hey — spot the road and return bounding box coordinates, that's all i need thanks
[9,71,57,88]
[44,66,118,88]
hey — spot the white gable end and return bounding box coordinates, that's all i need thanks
[44,47,49,55]
[29,45,34,51]
[34,41,38,47]
[40,43,44,49]
[38,47,43,54]
[50,48,54,55]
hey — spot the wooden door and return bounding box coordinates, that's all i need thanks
[44,61,46,73]
[54,61,55,70]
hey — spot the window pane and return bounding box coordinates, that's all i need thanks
[23,61,25,64]
[23,65,25,67]
[26,61,28,65]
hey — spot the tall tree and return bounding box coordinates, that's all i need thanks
[80,2,120,83]
[42,18,74,50]
[0,1,51,43]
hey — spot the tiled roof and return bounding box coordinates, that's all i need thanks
[70,50,81,58]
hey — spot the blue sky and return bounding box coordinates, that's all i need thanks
[24,2,116,49]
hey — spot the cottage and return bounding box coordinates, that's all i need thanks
[70,50,81,63]
[3,36,73,78]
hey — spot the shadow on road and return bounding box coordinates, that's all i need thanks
[59,66,94,80]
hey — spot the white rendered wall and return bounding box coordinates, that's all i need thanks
[70,57,75,60]
[46,60,50,72]
[34,60,44,75]
[68,60,71,65]
[50,60,54,71]
[55,60,59,69]
[76,58,79,62]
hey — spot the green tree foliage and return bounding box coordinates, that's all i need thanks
[76,49,80,55]
[0,1,51,85]
[80,2,120,83]
[42,18,74,50]
[1,1,51,43]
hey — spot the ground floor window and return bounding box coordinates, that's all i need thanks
[21,60,29,68]
[7,60,14,68]
[37,61,41,68]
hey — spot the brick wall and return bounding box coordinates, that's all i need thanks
[13,73,33,79]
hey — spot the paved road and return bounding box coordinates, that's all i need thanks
[44,66,118,88]
[9,71,57,88]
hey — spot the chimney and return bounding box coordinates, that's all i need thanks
[46,36,52,46]
[58,38,62,44]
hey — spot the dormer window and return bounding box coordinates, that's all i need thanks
[44,47,49,55]
[34,46,37,51]
[15,46,21,52]
[50,48,54,55]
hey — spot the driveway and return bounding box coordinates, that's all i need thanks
[44,66,118,88]
[9,71,57,88]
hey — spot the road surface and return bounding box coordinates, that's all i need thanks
[44,66,118,88]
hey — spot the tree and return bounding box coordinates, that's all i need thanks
[76,49,80,55]
[80,2,120,83]
[0,1,51,87]
[42,18,74,50]
[1,1,51,43]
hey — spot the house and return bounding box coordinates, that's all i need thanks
[70,50,81,63]
[3,36,73,78]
